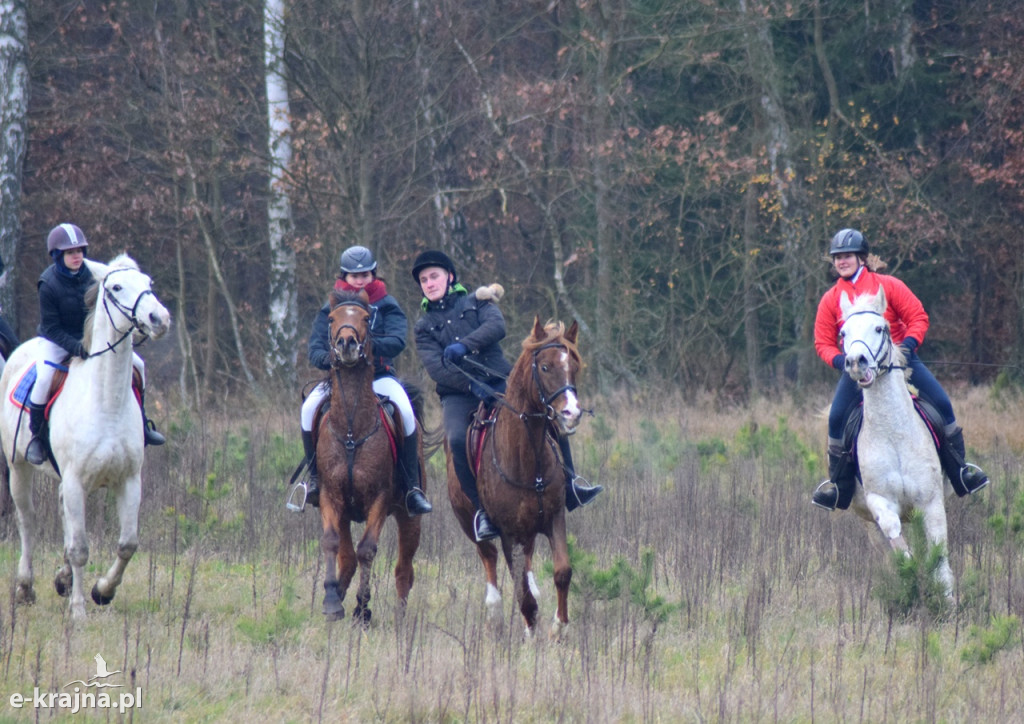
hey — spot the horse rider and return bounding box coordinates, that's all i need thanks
[411,250,602,542]
[300,244,431,515]
[24,223,165,466]
[811,228,989,510]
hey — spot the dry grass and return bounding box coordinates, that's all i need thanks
[1,384,1023,722]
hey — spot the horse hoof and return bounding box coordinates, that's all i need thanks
[91,584,115,606]
[353,606,372,626]
[54,571,72,598]
[323,609,345,622]
[15,586,36,606]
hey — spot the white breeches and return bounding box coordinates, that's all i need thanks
[31,337,145,405]
[300,375,416,435]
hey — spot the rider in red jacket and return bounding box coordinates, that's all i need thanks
[811,228,989,510]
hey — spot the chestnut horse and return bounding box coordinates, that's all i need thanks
[448,318,583,638]
[317,289,423,622]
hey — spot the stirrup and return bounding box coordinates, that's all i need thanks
[811,480,839,511]
[960,464,990,494]
[286,481,311,512]
[473,510,499,542]
[566,474,603,511]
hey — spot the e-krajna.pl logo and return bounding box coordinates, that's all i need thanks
[8,653,142,714]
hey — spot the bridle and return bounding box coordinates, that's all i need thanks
[92,268,158,357]
[841,309,905,376]
[329,300,371,367]
[530,342,578,423]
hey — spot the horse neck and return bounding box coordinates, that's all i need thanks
[861,364,916,420]
[328,364,377,432]
[82,309,136,404]
[498,364,550,451]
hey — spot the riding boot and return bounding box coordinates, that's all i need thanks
[398,432,432,515]
[301,429,320,508]
[25,402,50,466]
[138,391,166,446]
[811,442,857,511]
[557,434,603,512]
[472,509,499,542]
[941,425,989,497]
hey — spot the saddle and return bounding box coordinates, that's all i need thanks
[467,403,499,477]
[843,396,946,476]
[10,361,144,417]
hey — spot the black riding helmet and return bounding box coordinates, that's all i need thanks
[339,245,377,274]
[829,228,869,256]
[411,250,457,284]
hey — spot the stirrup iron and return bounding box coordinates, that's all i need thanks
[286,481,310,512]
[811,479,838,511]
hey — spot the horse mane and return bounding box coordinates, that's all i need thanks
[80,255,141,352]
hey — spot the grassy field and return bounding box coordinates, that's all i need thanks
[1,384,1022,722]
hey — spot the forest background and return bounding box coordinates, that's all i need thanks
[1,0,1023,404]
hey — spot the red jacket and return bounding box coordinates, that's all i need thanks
[814,269,929,367]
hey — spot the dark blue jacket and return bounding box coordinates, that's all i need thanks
[414,287,512,399]
[307,290,408,378]
[37,264,95,355]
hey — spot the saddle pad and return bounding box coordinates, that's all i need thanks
[10,365,37,408]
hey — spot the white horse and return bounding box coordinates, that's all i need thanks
[839,288,954,598]
[0,254,170,619]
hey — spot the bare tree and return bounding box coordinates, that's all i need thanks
[264,0,298,383]
[0,0,27,325]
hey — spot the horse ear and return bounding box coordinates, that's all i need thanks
[532,316,545,340]
[874,286,887,312]
[839,292,854,320]
[565,320,579,344]
[358,289,370,304]
[328,289,341,309]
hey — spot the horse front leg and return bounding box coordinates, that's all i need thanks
[549,510,572,640]
[9,463,37,605]
[57,478,90,620]
[477,540,502,624]
[352,497,389,625]
[864,492,909,555]
[922,497,954,600]
[91,476,141,606]
[508,541,539,636]
[319,502,347,621]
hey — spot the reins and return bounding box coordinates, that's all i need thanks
[842,310,907,375]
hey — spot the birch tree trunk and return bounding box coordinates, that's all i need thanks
[264,0,298,383]
[0,0,28,323]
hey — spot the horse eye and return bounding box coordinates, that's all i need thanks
[875,325,883,333]
[112,284,122,292]
[541,364,549,372]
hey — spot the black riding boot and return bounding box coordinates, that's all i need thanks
[399,432,432,515]
[301,429,320,508]
[25,402,49,465]
[557,434,603,511]
[812,442,857,511]
[453,452,497,541]
[139,391,165,446]
[941,425,989,497]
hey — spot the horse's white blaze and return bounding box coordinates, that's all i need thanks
[839,289,954,600]
[0,255,169,619]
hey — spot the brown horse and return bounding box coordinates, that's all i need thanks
[448,317,583,638]
[317,289,423,623]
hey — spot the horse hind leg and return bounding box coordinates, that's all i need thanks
[319,506,348,621]
[509,543,539,636]
[922,499,954,600]
[393,515,422,623]
[549,514,572,641]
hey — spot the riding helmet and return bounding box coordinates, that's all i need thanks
[339,245,377,274]
[829,228,868,256]
[46,223,89,254]
[411,249,457,284]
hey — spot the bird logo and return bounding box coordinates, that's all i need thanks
[63,654,124,689]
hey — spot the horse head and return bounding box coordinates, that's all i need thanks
[839,288,900,388]
[328,289,372,367]
[522,317,582,435]
[82,256,171,350]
